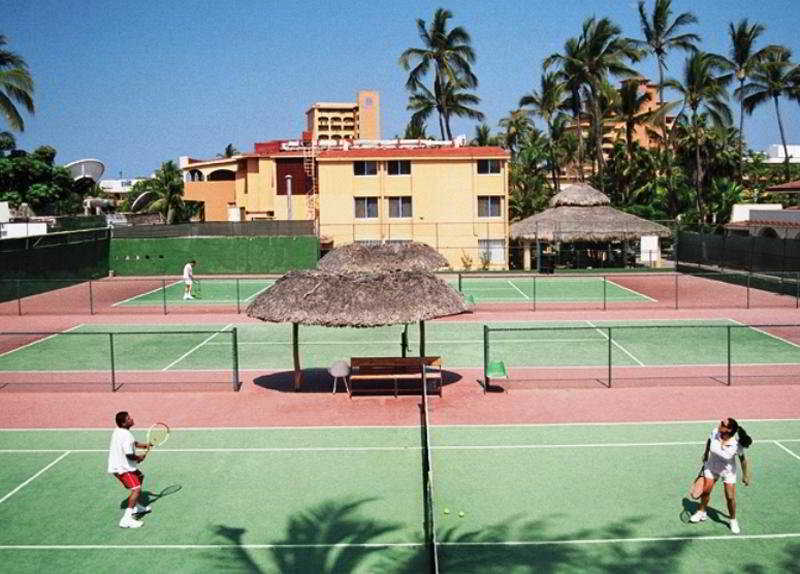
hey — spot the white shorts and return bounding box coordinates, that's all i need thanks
[184,278,193,286]
[703,466,737,485]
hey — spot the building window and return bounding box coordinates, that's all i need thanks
[477,159,501,174]
[478,196,503,217]
[354,197,378,219]
[479,239,506,264]
[388,197,412,218]
[353,161,378,176]
[387,160,411,175]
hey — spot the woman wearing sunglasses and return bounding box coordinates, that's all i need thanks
[689,417,753,533]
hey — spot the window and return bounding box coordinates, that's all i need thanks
[478,196,503,217]
[477,159,501,174]
[353,161,378,176]
[354,197,378,218]
[479,239,506,264]
[387,160,411,175]
[388,196,412,218]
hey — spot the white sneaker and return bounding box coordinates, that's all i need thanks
[134,504,151,515]
[730,519,740,534]
[183,295,189,300]
[689,510,708,523]
[119,516,143,528]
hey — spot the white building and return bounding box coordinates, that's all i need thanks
[763,145,800,164]
[98,178,147,199]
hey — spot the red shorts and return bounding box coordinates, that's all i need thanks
[114,470,144,489]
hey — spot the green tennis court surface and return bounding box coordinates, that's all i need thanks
[115,279,275,306]
[447,276,654,303]
[1,420,798,572]
[2,319,800,373]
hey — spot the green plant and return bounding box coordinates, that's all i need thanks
[479,249,492,270]
[460,250,473,271]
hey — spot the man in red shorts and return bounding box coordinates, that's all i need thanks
[108,411,152,528]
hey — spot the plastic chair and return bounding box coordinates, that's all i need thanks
[328,360,350,394]
[486,360,508,379]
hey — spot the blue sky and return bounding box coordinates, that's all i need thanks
[6,0,800,178]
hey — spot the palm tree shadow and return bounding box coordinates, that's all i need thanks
[253,368,462,393]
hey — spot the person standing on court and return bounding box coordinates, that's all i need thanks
[183,259,196,300]
[108,411,152,528]
[689,417,752,534]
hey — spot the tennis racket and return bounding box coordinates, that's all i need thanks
[142,422,170,459]
[689,467,705,499]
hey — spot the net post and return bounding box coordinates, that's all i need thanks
[236,278,241,314]
[458,272,462,292]
[674,273,679,310]
[109,332,117,392]
[402,324,408,358]
[16,279,22,316]
[483,324,489,393]
[161,279,167,315]
[607,327,612,388]
[746,272,751,309]
[603,276,607,311]
[727,325,732,386]
[231,327,240,391]
[89,280,94,315]
[532,275,536,312]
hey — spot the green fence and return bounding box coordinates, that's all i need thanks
[109,236,319,275]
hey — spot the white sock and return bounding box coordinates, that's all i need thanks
[124,508,134,518]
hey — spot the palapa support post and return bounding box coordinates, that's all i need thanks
[292,322,302,391]
[419,320,426,358]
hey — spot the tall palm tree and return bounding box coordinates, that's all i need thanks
[145,160,185,224]
[635,0,699,144]
[216,143,239,158]
[738,47,800,174]
[498,109,532,157]
[520,72,567,189]
[399,8,477,140]
[0,35,34,132]
[471,123,500,146]
[665,51,732,216]
[718,19,773,181]
[407,78,483,139]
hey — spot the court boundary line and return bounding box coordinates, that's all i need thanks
[728,318,800,350]
[604,278,658,302]
[585,320,645,366]
[161,324,234,371]
[0,324,85,360]
[506,279,529,300]
[1,532,799,551]
[112,281,182,307]
[773,440,800,461]
[0,451,70,505]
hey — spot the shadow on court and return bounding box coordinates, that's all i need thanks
[680,497,730,528]
[118,484,182,510]
[200,498,701,573]
[253,368,462,394]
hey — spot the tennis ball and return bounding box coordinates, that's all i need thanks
[458,511,465,518]
[443,508,450,515]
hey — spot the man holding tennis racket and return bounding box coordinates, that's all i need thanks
[107,411,152,528]
[182,259,196,300]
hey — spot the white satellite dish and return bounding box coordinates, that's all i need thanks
[65,158,105,182]
[130,190,156,212]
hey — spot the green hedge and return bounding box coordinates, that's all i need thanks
[109,236,319,275]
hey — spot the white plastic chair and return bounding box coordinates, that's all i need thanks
[328,360,350,394]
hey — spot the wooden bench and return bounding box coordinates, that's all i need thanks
[348,356,443,397]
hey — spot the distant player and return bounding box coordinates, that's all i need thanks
[108,411,152,528]
[183,259,196,300]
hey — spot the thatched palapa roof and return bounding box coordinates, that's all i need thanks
[510,183,671,242]
[317,241,449,272]
[246,270,466,327]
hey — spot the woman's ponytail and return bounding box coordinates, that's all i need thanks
[738,426,753,448]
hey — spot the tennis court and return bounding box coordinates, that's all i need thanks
[1,419,798,573]
[448,275,654,303]
[114,278,275,307]
[2,319,800,373]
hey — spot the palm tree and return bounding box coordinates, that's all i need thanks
[403,115,429,139]
[519,72,566,189]
[145,160,185,224]
[407,77,483,139]
[216,143,239,158]
[665,51,732,216]
[0,35,34,132]
[399,8,477,140]
[718,19,773,181]
[471,123,500,146]
[738,47,800,175]
[635,0,699,144]
[498,109,531,157]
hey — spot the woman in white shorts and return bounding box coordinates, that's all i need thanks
[689,417,752,533]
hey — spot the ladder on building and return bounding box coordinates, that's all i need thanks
[302,144,319,234]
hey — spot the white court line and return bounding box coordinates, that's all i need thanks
[0,324,85,360]
[585,321,645,366]
[727,318,800,350]
[1,418,798,432]
[604,278,658,302]
[774,441,800,461]
[112,281,182,307]
[242,283,274,303]
[206,338,603,346]
[161,324,233,371]
[2,532,800,551]
[506,279,530,300]
[0,451,70,505]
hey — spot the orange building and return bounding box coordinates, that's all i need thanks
[305,90,380,142]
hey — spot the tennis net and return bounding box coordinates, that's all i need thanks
[421,367,440,573]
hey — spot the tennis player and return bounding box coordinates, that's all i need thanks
[182,259,196,300]
[689,417,752,534]
[107,411,152,528]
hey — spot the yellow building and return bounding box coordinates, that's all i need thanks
[179,140,510,270]
[306,90,380,142]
